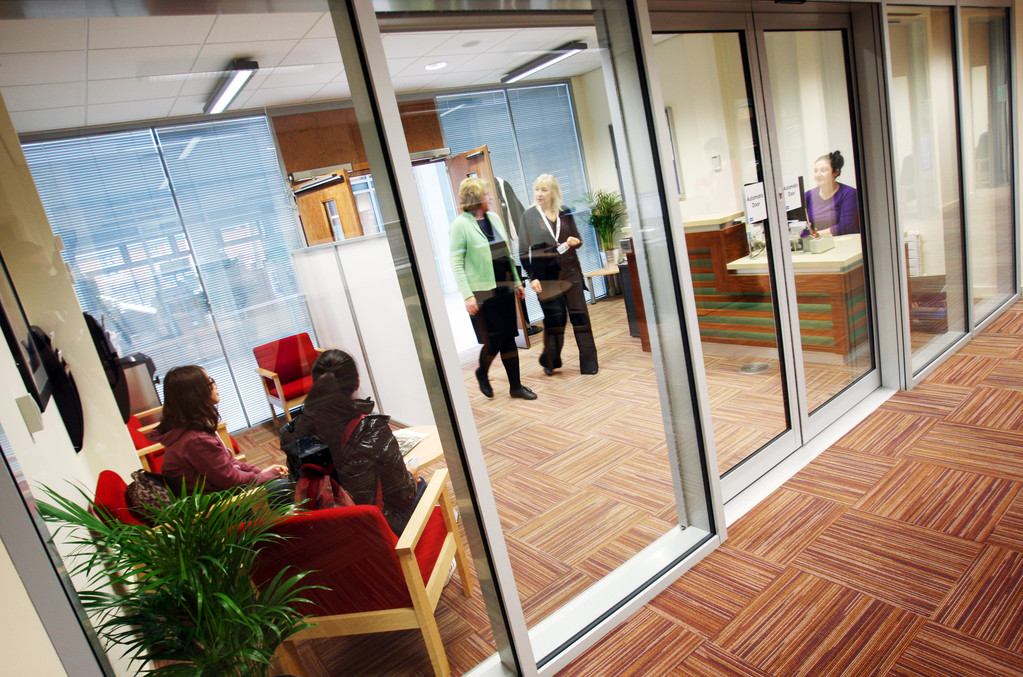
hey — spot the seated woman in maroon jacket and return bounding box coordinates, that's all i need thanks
[153,365,288,493]
[805,150,860,236]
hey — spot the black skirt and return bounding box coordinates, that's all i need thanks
[471,285,518,346]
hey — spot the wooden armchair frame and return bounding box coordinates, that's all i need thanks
[272,468,473,677]
[131,406,244,472]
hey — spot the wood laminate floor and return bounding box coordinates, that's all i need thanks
[237,298,1023,676]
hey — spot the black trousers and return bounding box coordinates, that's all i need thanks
[538,275,598,372]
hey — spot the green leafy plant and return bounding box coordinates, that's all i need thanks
[37,482,313,677]
[585,189,627,251]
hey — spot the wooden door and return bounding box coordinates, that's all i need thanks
[294,169,363,246]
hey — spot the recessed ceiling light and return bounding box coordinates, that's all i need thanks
[425,61,448,71]
[462,40,481,48]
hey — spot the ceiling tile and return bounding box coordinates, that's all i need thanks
[9,106,85,134]
[393,53,478,78]
[313,80,351,101]
[305,13,335,39]
[243,84,322,108]
[0,51,84,87]
[2,82,86,111]
[0,18,85,53]
[260,63,342,88]
[193,41,296,72]
[86,98,175,126]
[87,46,203,80]
[206,13,322,44]
[381,31,454,60]
[168,95,208,118]
[88,16,216,49]
[391,73,440,94]
[431,30,518,55]
[279,37,342,66]
[88,77,185,105]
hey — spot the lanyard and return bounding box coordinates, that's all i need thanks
[539,207,560,243]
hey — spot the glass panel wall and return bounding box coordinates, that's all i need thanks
[888,6,968,372]
[654,31,791,476]
[384,14,705,639]
[961,6,1015,323]
[764,29,875,412]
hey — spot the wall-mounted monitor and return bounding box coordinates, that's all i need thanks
[0,251,50,411]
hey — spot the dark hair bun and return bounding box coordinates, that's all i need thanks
[830,150,845,174]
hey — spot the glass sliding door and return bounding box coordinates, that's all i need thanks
[887,6,968,373]
[653,32,793,477]
[652,7,882,501]
[961,7,1015,324]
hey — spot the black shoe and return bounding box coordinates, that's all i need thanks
[543,366,555,376]
[581,366,599,375]
[510,386,537,400]
[527,325,542,336]
[475,367,493,398]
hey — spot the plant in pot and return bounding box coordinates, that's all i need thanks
[585,189,627,267]
[37,481,313,677]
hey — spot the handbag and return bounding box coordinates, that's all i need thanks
[125,469,173,524]
[294,463,355,510]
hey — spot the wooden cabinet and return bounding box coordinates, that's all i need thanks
[294,170,363,246]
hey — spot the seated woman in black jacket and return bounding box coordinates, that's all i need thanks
[280,349,424,535]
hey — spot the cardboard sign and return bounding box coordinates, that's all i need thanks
[743,182,768,224]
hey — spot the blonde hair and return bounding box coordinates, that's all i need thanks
[459,177,488,213]
[533,173,562,213]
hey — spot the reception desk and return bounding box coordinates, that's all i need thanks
[685,222,867,359]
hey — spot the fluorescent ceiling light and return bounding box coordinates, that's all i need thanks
[425,61,448,71]
[501,41,586,84]
[204,58,259,115]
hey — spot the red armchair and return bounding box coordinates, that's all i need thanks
[251,468,473,677]
[93,470,145,527]
[126,411,243,472]
[252,332,321,426]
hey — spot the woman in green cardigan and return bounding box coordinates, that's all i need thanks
[449,178,537,401]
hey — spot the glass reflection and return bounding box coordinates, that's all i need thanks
[888,6,968,371]
[765,30,874,412]
[654,32,790,475]
[961,8,1015,323]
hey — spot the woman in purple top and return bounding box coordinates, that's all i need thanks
[805,150,859,236]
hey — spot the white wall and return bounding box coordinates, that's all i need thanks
[0,93,136,676]
[0,539,67,675]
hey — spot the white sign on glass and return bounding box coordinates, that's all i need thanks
[783,175,803,212]
[743,182,768,224]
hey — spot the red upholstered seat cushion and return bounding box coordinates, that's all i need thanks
[253,333,319,394]
[94,470,144,527]
[252,504,449,617]
[126,414,151,450]
[265,374,313,401]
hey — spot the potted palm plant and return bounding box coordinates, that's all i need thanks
[37,482,312,677]
[585,189,627,267]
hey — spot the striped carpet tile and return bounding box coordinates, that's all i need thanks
[829,409,938,456]
[724,488,847,565]
[649,547,784,639]
[576,515,674,580]
[880,382,974,417]
[958,334,1023,357]
[984,310,1023,335]
[793,510,983,617]
[908,422,1023,480]
[532,438,641,487]
[714,568,923,677]
[933,546,1023,652]
[556,607,703,677]
[945,385,1023,430]
[855,458,1020,540]
[509,491,646,566]
[670,642,773,676]
[927,354,1003,386]
[500,534,573,601]
[889,622,1023,677]
[981,359,1023,390]
[488,467,576,528]
[987,492,1023,551]
[782,448,897,504]
[587,451,678,514]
